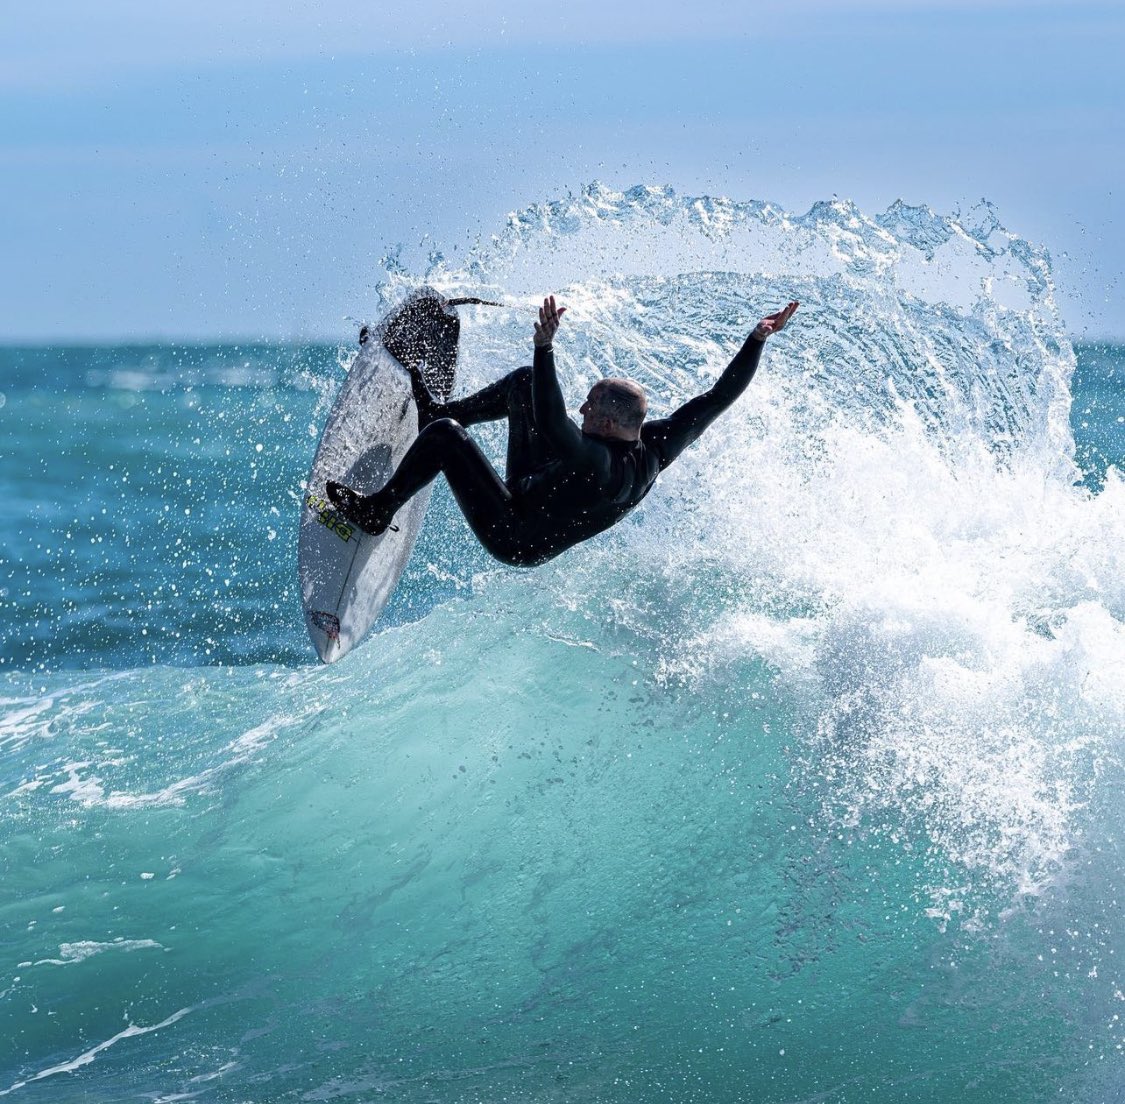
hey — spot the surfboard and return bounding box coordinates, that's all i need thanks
[298,336,453,663]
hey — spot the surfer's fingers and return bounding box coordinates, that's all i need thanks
[767,302,796,330]
[540,301,562,333]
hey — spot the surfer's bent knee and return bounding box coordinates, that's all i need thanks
[421,417,470,443]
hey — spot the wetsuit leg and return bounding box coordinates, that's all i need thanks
[412,365,549,485]
[412,368,520,429]
[328,419,527,564]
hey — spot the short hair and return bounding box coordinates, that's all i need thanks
[591,378,648,432]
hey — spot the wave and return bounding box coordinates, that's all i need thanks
[2,184,1123,1101]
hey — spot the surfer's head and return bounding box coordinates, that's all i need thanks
[381,289,460,392]
[580,378,647,442]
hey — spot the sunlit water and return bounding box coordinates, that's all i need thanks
[1,184,1123,1102]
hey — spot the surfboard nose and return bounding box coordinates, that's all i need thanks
[305,609,342,663]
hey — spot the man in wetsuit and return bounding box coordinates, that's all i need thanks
[328,294,799,566]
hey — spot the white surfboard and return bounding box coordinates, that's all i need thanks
[298,338,452,663]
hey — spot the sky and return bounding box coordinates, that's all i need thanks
[2,0,1122,341]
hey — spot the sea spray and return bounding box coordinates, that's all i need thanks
[1,185,1123,1101]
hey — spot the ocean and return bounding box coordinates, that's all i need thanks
[1,186,1123,1102]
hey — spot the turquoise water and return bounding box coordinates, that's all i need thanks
[1,188,1123,1102]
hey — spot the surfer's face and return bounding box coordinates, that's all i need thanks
[579,393,609,435]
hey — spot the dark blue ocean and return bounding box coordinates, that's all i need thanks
[2,188,1123,1102]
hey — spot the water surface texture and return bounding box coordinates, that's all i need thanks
[1,186,1123,1102]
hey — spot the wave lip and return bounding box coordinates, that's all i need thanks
[2,184,1123,1101]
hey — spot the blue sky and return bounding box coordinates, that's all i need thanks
[2,0,1122,340]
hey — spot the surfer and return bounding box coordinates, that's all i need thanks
[328,293,798,566]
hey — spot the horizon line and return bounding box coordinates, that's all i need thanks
[1,332,1123,349]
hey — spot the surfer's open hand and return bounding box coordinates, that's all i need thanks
[533,295,567,348]
[751,301,799,341]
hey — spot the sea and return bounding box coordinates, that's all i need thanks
[1,186,1123,1103]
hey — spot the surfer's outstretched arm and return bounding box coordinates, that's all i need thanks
[529,295,585,456]
[529,342,584,454]
[408,296,576,438]
[642,301,798,468]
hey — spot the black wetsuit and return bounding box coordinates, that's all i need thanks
[331,332,766,566]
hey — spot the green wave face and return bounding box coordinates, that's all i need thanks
[1,186,1123,1102]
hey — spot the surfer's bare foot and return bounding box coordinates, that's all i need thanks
[326,482,399,535]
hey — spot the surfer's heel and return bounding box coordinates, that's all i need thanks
[405,365,442,427]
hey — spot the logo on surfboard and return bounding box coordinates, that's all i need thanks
[308,610,341,640]
[305,491,354,543]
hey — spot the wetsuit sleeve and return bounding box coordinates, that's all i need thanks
[532,343,586,456]
[641,333,766,469]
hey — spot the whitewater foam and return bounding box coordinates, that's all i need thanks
[386,183,1123,912]
[2,183,1122,1101]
